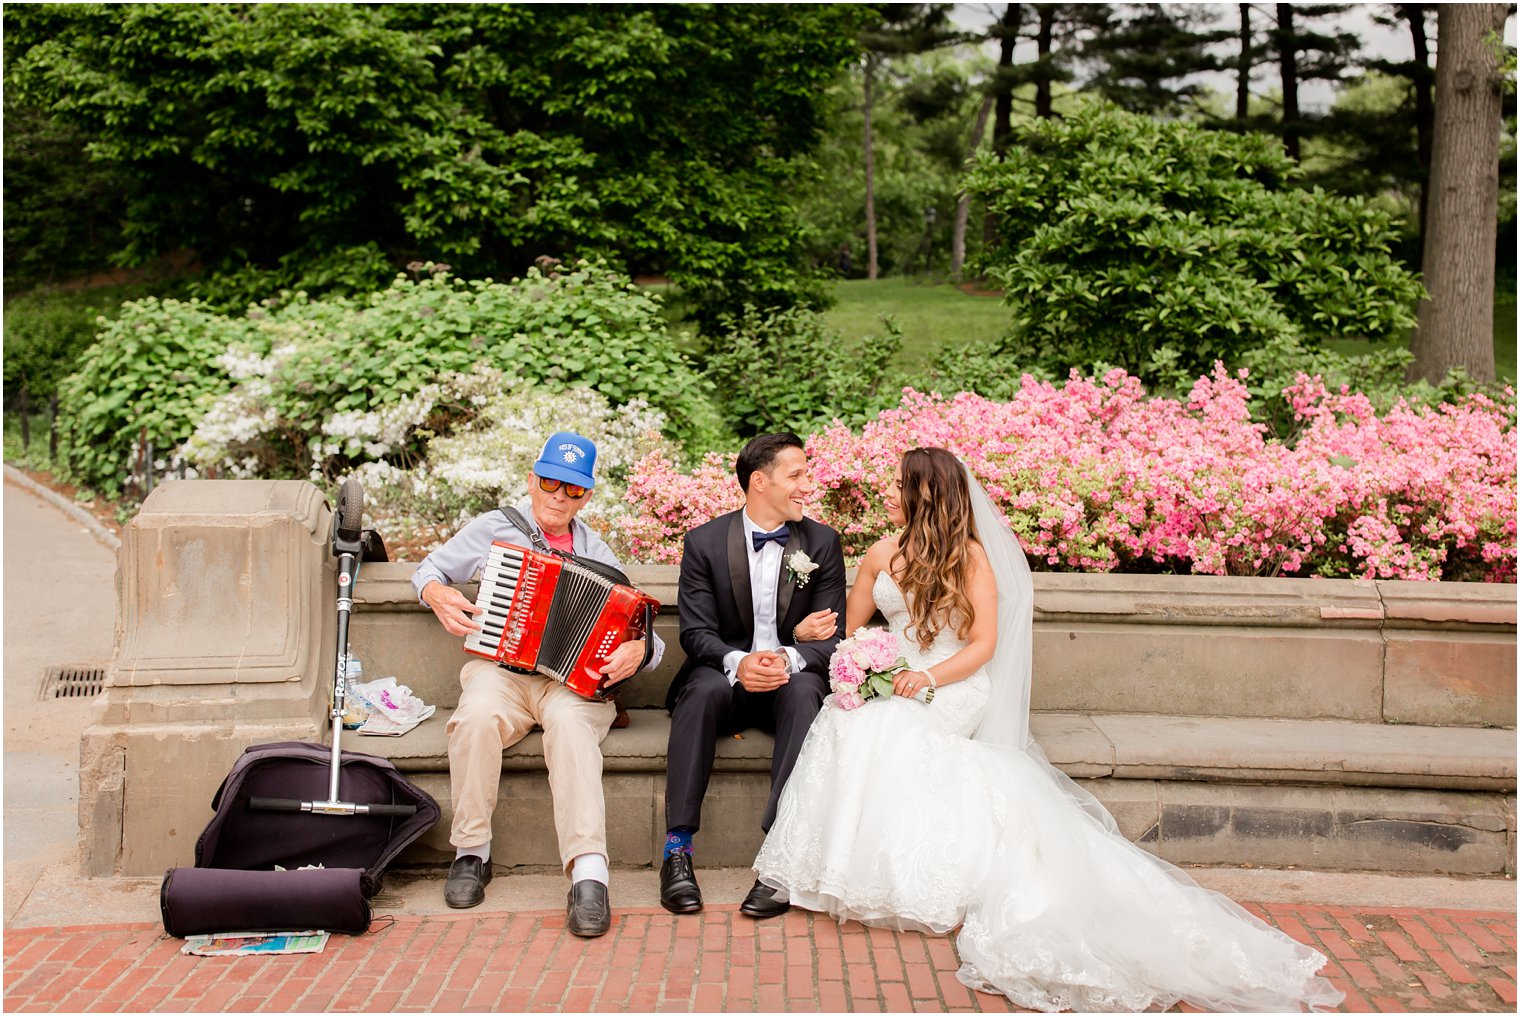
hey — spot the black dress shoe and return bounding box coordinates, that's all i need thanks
[443,855,492,909]
[658,852,703,914]
[739,878,790,919]
[566,880,611,938]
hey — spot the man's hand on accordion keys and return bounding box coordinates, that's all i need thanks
[421,581,483,637]
[598,640,648,686]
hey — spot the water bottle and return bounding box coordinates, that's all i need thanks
[341,656,369,729]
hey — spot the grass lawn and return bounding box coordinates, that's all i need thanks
[820,278,1012,369]
[1493,282,1516,381]
[823,277,1517,383]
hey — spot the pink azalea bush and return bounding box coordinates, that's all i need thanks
[623,369,1516,582]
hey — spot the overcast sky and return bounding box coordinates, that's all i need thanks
[950,2,1519,113]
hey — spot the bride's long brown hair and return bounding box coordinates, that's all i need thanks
[890,447,979,651]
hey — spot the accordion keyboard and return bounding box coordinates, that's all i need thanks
[464,543,539,660]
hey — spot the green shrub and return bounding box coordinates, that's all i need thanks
[704,306,906,437]
[56,261,724,494]
[926,338,1055,400]
[967,103,1425,376]
[2,285,168,402]
[182,243,397,314]
[57,297,258,494]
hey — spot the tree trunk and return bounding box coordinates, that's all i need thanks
[1277,3,1300,160]
[1403,3,1435,263]
[985,3,1023,246]
[1035,5,1055,119]
[1236,3,1252,121]
[991,3,1022,157]
[952,95,995,279]
[863,55,879,282]
[1411,3,1509,384]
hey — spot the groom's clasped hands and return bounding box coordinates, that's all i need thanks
[735,608,837,691]
[733,650,791,692]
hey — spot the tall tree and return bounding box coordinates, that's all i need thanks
[4,5,863,326]
[1026,3,1089,118]
[951,96,993,278]
[989,4,1026,156]
[858,5,961,280]
[1411,3,1512,384]
[1270,4,1361,160]
[1082,3,1227,115]
[1235,4,1257,121]
[1367,4,1437,258]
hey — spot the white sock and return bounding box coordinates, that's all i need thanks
[570,852,609,886]
[455,841,490,862]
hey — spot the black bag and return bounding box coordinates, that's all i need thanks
[161,866,372,937]
[195,740,439,894]
[160,740,440,937]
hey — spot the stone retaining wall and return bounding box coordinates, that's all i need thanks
[78,480,1518,877]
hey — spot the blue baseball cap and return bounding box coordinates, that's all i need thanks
[533,431,598,489]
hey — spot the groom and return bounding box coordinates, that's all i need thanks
[660,432,846,919]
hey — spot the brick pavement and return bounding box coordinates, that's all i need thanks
[4,902,1515,1012]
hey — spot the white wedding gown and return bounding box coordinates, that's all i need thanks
[754,572,1343,1013]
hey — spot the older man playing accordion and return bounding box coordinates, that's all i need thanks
[413,430,664,936]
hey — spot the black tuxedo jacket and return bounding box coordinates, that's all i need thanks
[666,510,847,710]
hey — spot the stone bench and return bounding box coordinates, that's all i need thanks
[80,480,1518,878]
[378,708,1515,874]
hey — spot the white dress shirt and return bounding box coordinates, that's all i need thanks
[722,511,804,686]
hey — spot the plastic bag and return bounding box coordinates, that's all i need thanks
[351,677,435,736]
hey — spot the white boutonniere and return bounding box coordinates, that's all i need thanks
[786,550,819,587]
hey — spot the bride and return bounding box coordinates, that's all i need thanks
[755,447,1343,1013]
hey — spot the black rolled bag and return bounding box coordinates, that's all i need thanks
[159,741,440,938]
[161,866,371,937]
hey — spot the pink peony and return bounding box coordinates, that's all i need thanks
[832,690,865,711]
[829,652,865,686]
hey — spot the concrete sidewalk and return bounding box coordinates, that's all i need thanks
[3,472,1516,1012]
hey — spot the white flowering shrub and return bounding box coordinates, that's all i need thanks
[351,367,666,556]
[62,261,723,498]
[182,358,666,557]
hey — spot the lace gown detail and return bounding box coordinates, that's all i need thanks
[753,572,1342,1013]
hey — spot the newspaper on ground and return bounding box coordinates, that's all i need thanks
[181,931,329,956]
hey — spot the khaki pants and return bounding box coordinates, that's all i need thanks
[447,658,616,874]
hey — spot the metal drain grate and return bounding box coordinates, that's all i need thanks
[38,665,107,701]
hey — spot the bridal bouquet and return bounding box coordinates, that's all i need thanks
[828,627,930,710]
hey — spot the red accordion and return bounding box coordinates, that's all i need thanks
[463,542,659,700]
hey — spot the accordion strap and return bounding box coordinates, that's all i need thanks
[498,505,633,586]
[499,505,554,555]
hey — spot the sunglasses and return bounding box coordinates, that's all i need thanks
[537,476,588,499]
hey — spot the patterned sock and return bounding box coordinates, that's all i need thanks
[663,827,694,859]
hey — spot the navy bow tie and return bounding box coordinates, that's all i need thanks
[752,527,789,552]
